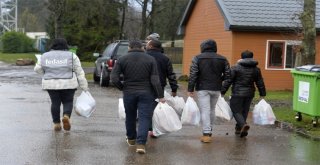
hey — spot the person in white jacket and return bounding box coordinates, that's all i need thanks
[34,38,88,131]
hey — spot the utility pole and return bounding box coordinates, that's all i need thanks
[0,0,18,34]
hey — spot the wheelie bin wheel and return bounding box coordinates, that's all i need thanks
[295,112,302,121]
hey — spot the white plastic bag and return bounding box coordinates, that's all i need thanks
[74,91,96,118]
[215,95,233,121]
[181,97,201,126]
[118,98,125,120]
[152,102,182,136]
[164,91,185,116]
[253,99,276,125]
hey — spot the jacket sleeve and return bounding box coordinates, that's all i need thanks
[221,66,235,95]
[166,59,178,92]
[188,57,199,92]
[150,59,164,98]
[73,54,88,91]
[254,68,266,96]
[222,59,231,81]
[111,61,124,90]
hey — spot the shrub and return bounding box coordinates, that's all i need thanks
[1,31,35,53]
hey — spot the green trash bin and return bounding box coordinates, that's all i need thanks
[291,65,320,127]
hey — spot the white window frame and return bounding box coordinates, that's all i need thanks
[265,40,301,70]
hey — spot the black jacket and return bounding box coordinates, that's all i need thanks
[188,51,231,92]
[146,49,178,92]
[221,58,266,97]
[111,49,164,98]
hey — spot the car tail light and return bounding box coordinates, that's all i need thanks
[106,59,113,70]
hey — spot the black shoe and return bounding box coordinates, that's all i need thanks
[235,126,241,135]
[240,124,250,138]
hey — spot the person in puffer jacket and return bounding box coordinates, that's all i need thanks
[221,50,266,138]
[34,38,88,132]
[188,39,231,143]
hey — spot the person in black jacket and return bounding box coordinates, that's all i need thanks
[146,39,178,96]
[111,40,165,154]
[188,39,231,143]
[146,39,178,138]
[221,50,266,138]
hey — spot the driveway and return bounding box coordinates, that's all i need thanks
[0,62,320,165]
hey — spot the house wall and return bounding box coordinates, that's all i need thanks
[182,0,320,90]
[182,0,232,74]
[232,32,320,90]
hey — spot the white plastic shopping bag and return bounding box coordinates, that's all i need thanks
[164,91,185,116]
[181,97,201,126]
[152,102,182,136]
[74,91,96,118]
[215,95,233,121]
[253,99,276,125]
[118,98,126,120]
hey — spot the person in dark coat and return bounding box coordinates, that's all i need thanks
[188,39,231,143]
[221,50,266,138]
[111,40,165,154]
[145,39,178,138]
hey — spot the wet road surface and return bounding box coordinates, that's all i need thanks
[0,63,320,165]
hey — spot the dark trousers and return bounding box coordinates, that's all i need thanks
[230,96,253,128]
[123,91,156,145]
[47,89,76,123]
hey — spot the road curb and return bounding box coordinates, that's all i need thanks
[275,120,320,141]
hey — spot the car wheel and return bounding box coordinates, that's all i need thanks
[93,67,100,82]
[100,68,110,87]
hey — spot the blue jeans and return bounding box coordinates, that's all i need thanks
[123,91,156,145]
[47,89,76,123]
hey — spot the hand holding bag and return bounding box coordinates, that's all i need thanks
[152,102,182,136]
[181,97,201,126]
[74,91,96,118]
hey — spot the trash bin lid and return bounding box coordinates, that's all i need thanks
[295,65,320,72]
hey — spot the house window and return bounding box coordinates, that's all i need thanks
[267,40,300,69]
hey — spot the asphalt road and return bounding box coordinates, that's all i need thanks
[0,63,320,165]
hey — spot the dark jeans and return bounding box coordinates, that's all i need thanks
[47,89,76,123]
[123,91,156,145]
[230,96,253,128]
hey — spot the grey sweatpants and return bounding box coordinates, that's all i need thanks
[197,90,220,134]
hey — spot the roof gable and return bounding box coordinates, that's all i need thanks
[178,0,320,34]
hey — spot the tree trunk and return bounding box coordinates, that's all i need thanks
[140,0,148,39]
[299,0,316,65]
[120,0,128,39]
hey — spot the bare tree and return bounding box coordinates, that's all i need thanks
[299,0,316,65]
[48,0,66,38]
[120,0,128,39]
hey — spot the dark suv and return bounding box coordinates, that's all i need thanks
[93,40,129,87]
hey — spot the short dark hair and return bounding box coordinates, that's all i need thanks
[200,39,217,53]
[148,39,162,50]
[129,40,143,49]
[50,38,69,50]
[241,50,254,59]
